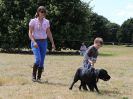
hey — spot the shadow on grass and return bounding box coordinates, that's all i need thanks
[99,89,120,96]
[99,53,115,56]
[0,50,115,56]
[38,80,80,88]
[37,81,120,96]
[39,81,68,86]
[0,50,80,56]
[125,45,133,47]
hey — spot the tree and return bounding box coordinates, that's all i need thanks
[1,0,130,52]
[0,0,94,51]
[106,23,120,42]
[118,18,133,43]
[0,0,32,51]
[88,13,110,42]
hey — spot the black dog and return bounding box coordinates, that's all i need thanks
[69,67,111,93]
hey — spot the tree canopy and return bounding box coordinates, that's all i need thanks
[0,0,133,51]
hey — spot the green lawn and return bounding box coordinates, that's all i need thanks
[0,45,133,99]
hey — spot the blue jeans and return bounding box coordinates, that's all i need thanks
[31,40,47,68]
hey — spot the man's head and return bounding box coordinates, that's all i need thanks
[94,37,103,49]
[82,42,85,45]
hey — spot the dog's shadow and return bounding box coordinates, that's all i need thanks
[98,89,120,96]
[37,81,120,96]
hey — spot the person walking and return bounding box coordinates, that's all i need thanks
[80,42,87,56]
[28,6,55,82]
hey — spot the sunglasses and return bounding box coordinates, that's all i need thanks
[39,10,45,13]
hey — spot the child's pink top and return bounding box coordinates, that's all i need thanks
[29,18,50,39]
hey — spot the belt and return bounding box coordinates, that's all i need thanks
[35,39,46,42]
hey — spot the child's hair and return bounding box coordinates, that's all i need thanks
[94,37,103,45]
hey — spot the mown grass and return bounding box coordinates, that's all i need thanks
[0,45,133,99]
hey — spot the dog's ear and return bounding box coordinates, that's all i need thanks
[96,78,99,82]
[100,69,108,75]
[95,69,100,82]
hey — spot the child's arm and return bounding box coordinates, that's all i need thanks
[87,47,97,66]
[88,59,96,66]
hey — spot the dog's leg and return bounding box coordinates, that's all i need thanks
[79,83,82,91]
[87,84,91,91]
[69,79,78,90]
[94,84,100,93]
[79,81,88,91]
[69,75,79,90]
[69,68,81,90]
[88,84,94,92]
[82,83,88,91]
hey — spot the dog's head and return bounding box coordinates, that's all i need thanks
[98,69,111,81]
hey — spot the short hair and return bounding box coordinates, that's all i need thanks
[94,37,103,45]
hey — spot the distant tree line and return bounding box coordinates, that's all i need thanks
[0,0,133,51]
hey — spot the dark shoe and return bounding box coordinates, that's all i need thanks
[32,64,38,82]
[32,78,36,82]
[37,67,43,81]
[37,78,42,83]
[42,67,44,72]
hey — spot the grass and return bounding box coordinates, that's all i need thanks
[0,45,133,99]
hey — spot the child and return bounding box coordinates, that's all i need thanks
[83,37,103,69]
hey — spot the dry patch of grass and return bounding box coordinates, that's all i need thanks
[0,45,133,99]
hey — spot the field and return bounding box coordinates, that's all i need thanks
[0,45,133,99]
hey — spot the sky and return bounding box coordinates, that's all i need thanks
[82,0,133,25]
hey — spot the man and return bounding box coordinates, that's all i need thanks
[83,37,103,69]
[80,42,87,56]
